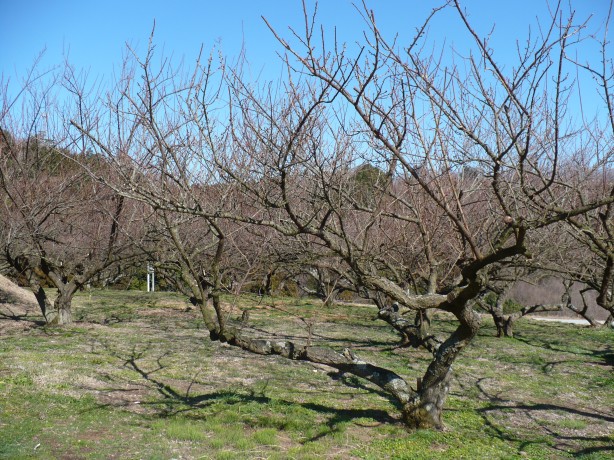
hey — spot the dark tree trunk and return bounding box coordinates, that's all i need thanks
[45,283,78,325]
[502,316,514,338]
[27,276,76,326]
[210,234,226,335]
[415,309,432,336]
[401,303,481,429]
[378,307,441,352]
[493,313,505,337]
[48,291,73,325]
[489,296,514,337]
[492,312,514,337]
[195,288,220,339]
[402,369,452,429]
[262,270,274,296]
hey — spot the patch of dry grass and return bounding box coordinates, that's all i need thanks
[0,289,612,459]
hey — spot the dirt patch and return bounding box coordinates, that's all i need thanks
[77,428,114,442]
[0,274,37,307]
[0,308,46,339]
[94,387,153,413]
[0,275,42,331]
[137,307,192,318]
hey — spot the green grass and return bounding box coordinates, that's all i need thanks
[0,289,612,459]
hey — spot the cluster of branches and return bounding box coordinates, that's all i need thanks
[1,1,612,429]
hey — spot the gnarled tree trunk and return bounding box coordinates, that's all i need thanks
[479,294,563,338]
[378,307,441,352]
[402,369,452,429]
[44,283,78,326]
[402,303,481,428]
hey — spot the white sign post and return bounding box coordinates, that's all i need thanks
[147,263,155,292]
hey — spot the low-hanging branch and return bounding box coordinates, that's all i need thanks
[206,320,415,406]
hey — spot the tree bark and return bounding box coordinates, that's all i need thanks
[45,284,78,325]
[208,322,416,406]
[492,311,506,337]
[378,307,441,352]
[491,308,514,338]
[401,303,482,429]
[566,292,605,328]
[402,369,452,429]
[502,317,515,338]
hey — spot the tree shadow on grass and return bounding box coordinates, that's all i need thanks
[513,334,612,367]
[88,342,400,443]
[0,305,46,328]
[592,346,614,367]
[0,311,45,324]
[242,323,395,349]
[471,378,614,457]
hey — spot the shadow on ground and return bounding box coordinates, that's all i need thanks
[85,341,400,443]
[470,377,614,458]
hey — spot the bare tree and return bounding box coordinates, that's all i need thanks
[550,199,614,327]
[522,1,614,328]
[0,66,147,325]
[475,275,567,338]
[249,0,614,427]
[64,2,614,429]
[0,134,145,324]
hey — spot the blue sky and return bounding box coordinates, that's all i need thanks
[1,0,611,105]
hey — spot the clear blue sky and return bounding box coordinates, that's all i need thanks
[1,1,610,99]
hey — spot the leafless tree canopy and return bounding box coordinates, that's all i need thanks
[1,1,612,429]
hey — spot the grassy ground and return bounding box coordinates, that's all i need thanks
[0,290,612,459]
